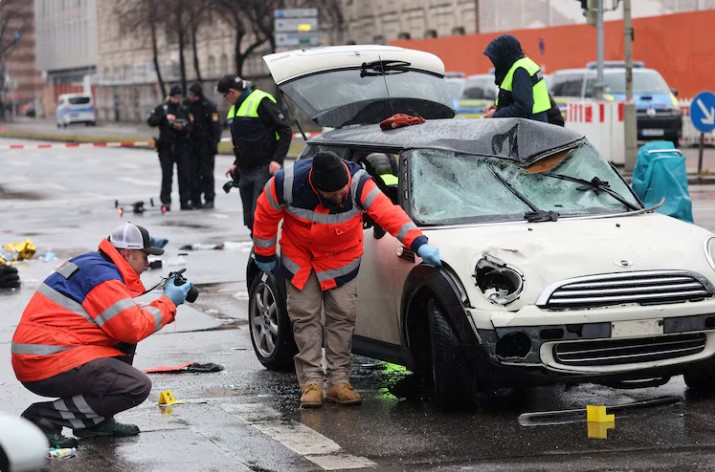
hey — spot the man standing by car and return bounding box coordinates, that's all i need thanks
[252,151,442,408]
[216,75,292,235]
[11,223,193,448]
[187,82,222,209]
[482,35,550,122]
[147,85,193,211]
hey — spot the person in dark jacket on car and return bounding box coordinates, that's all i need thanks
[147,85,193,211]
[483,35,550,122]
[216,75,292,234]
[187,82,222,209]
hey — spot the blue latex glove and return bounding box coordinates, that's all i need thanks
[163,276,192,305]
[256,260,276,273]
[417,244,442,267]
[150,236,169,248]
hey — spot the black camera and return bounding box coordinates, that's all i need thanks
[223,179,238,193]
[168,268,199,303]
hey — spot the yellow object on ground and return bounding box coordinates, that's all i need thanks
[158,389,179,405]
[4,239,37,261]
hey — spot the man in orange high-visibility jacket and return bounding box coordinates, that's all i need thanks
[11,223,194,448]
[252,151,442,408]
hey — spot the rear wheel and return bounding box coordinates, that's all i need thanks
[427,298,477,410]
[248,272,296,372]
[684,359,715,392]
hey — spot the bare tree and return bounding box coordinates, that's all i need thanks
[0,0,30,120]
[115,0,168,97]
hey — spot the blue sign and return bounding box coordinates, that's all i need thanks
[691,91,715,133]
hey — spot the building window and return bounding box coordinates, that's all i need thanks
[397,32,411,40]
[425,29,438,38]
[452,26,466,35]
[208,56,216,77]
[220,54,229,75]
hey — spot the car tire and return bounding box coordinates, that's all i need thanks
[248,271,296,372]
[427,298,477,410]
[683,360,715,392]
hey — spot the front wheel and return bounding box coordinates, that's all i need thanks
[428,298,477,410]
[684,358,715,392]
[248,271,296,372]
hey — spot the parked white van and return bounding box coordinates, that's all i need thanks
[56,93,96,127]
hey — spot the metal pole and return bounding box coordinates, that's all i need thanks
[699,132,705,175]
[595,0,605,100]
[623,0,638,173]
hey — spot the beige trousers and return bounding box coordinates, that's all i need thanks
[286,271,358,386]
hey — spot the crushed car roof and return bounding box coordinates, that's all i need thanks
[311,118,585,164]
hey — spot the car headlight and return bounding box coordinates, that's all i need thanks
[705,236,715,271]
[473,256,524,305]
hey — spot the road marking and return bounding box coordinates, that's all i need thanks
[223,403,376,470]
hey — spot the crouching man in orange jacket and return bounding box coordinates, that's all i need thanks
[252,151,441,408]
[11,223,193,448]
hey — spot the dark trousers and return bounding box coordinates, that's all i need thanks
[238,166,272,232]
[191,141,216,204]
[158,144,191,206]
[21,357,151,433]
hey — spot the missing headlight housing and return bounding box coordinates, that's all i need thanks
[473,256,524,305]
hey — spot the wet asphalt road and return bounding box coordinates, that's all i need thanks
[5,139,715,471]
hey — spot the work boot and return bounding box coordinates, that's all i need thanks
[193,201,203,209]
[203,201,214,209]
[300,383,323,408]
[326,383,362,406]
[46,431,79,449]
[73,419,140,438]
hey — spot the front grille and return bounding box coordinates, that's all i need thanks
[537,270,714,309]
[554,333,707,366]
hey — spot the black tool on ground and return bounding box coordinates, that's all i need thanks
[167,268,199,303]
[0,265,21,289]
[114,198,167,216]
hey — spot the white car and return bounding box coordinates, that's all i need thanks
[246,45,715,410]
[56,93,96,127]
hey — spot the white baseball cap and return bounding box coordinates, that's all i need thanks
[109,223,164,255]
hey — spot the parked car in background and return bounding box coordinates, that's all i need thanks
[56,93,96,127]
[549,63,682,145]
[247,45,715,411]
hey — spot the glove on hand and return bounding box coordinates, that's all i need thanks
[256,260,276,273]
[163,276,192,306]
[417,244,442,267]
[150,236,169,248]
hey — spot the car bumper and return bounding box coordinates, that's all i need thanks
[637,114,682,141]
[467,303,715,386]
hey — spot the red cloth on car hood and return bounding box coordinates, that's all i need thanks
[379,114,425,130]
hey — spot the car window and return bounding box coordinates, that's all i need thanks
[444,78,465,101]
[602,69,671,95]
[68,96,91,105]
[462,76,497,100]
[407,142,638,225]
[550,73,584,98]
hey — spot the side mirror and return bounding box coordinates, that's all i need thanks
[671,87,679,97]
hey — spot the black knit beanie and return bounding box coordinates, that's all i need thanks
[312,151,349,192]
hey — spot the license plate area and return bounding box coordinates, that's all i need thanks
[641,128,665,137]
[612,319,663,338]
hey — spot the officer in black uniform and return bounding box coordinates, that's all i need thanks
[215,75,292,234]
[187,83,222,209]
[147,85,193,211]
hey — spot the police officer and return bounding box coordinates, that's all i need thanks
[147,85,193,211]
[187,83,222,209]
[482,35,550,122]
[215,75,292,234]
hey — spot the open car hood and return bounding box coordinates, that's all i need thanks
[263,45,456,128]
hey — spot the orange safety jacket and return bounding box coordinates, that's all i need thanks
[11,239,176,382]
[253,158,428,291]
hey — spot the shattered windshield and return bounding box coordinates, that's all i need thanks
[408,142,640,225]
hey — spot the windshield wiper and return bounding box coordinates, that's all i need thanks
[360,60,411,77]
[487,163,559,223]
[539,172,640,211]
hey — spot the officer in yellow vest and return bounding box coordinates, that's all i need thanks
[482,35,550,122]
[216,75,292,234]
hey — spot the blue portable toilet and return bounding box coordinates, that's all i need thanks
[631,140,693,223]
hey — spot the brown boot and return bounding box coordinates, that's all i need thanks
[326,383,362,406]
[300,383,323,408]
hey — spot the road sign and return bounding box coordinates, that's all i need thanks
[275,32,319,48]
[275,17,318,33]
[691,91,715,133]
[275,8,318,18]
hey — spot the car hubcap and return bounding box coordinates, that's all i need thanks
[250,282,279,358]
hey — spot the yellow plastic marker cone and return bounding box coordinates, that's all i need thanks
[587,418,615,439]
[586,405,615,423]
[158,389,178,405]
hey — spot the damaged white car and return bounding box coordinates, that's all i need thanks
[246,45,715,410]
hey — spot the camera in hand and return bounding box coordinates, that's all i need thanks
[168,268,199,303]
[170,118,188,127]
[223,179,238,193]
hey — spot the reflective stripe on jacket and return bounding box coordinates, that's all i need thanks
[11,239,176,382]
[496,57,550,114]
[253,158,427,291]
